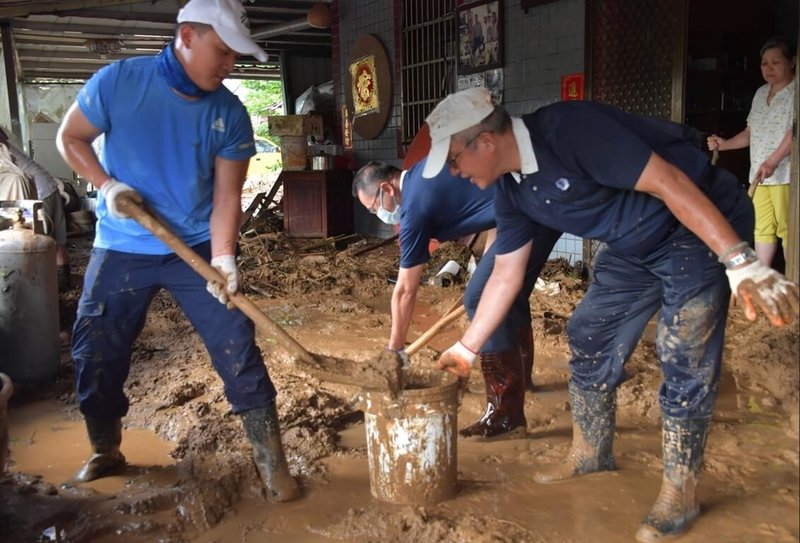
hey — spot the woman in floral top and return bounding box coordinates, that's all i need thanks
[707,35,796,267]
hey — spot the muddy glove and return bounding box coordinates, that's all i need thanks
[386,346,410,369]
[206,255,239,308]
[99,178,142,219]
[724,245,799,326]
[436,341,477,380]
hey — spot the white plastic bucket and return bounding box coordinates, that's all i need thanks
[363,368,458,505]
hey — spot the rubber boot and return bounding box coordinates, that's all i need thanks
[71,417,126,483]
[534,382,616,483]
[241,403,301,503]
[57,264,71,292]
[635,416,710,542]
[518,326,535,391]
[459,351,527,441]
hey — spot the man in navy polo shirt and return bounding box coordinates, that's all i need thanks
[353,159,560,440]
[56,0,299,502]
[422,87,798,541]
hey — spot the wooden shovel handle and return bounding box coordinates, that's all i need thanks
[405,304,467,356]
[747,177,760,199]
[116,194,317,367]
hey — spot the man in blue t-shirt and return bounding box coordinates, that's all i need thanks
[352,159,560,441]
[422,87,798,542]
[56,0,299,503]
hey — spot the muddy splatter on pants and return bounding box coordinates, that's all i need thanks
[465,226,561,352]
[72,241,276,419]
[567,214,752,419]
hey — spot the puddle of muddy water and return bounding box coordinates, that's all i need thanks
[7,399,176,493]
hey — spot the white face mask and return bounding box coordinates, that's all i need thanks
[376,189,402,225]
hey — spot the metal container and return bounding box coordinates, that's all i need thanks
[0,372,12,473]
[0,212,59,384]
[311,153,334,171]
[363,368,458,505]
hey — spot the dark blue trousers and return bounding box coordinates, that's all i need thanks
[72,241,276,419]
[567,199,754,418]
[465,227,561,352]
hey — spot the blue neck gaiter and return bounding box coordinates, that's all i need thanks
[156,41,209,98]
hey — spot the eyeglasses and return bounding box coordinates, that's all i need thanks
[368,188,382,214]
[447,133,481,168]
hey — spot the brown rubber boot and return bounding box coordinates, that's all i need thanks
[71,417,126,483]
[241,403,301,503]
[518,326,535,391]
[459,351,527,441]
[534,382,616,483]
[635,416,710,542]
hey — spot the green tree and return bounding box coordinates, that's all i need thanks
[241,80,284,138]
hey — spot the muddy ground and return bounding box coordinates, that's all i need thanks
[1,178,798,543]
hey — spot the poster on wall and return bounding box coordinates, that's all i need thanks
[350,55,380,118]
[456,0,504,75]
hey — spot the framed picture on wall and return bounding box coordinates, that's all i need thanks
[456,0,503,75]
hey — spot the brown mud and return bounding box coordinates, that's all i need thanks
[2,216,798,542]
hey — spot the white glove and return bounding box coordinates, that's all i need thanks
[436,341,478,379]
[99,178,142,219]
[207,255,239,306]
[727,259,799,326]
[386,347,410,368]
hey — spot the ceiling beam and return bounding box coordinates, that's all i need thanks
[0,0,149,18]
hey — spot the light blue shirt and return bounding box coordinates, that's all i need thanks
[78,56,255,254]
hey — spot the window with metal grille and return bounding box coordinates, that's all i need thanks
[399,1,456,145]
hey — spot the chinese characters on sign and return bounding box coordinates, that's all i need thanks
[350,55,380,117]
[560,73,584,101]
[342,104,353,150]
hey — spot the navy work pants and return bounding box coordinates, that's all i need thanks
[72,241,275,419]
[465,227,561,353]
[567,199,754,419]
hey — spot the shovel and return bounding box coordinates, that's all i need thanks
[405,297,466,356]
[115,194,403,395]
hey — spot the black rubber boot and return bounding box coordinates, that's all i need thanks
[71,417,126,483]
[459,351,527,441]
[57,264,71,292]
[518,326,535,391]
[534,382,616,483]
[241,403,300,503]
[635,416,710,542]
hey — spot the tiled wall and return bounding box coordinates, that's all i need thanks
[504,0,585,263]
[336,0,399,238]
[336,0,587,261]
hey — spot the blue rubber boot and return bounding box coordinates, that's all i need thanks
[635,415,710,542]
[533,382,616,483]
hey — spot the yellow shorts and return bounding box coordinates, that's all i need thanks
[752,184,789,244]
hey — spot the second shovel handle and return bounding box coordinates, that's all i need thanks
[405,305,467,356]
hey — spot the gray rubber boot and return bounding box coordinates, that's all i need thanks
[71,417,126,483]
[635,416,710,542]
[534,382,616,483]
[241,403,301,503]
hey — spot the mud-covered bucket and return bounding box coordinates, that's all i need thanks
[363,368,458,505]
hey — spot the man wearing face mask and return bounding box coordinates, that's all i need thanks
[353,159,560,440]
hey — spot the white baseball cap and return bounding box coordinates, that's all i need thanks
[422,87,495,178]
[177,0,267,62]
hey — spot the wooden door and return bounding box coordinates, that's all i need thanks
[586,0,687,121]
